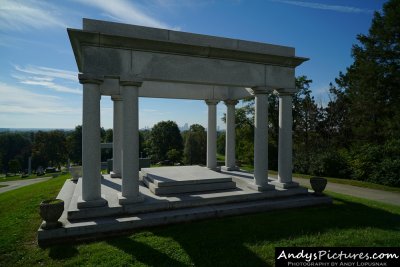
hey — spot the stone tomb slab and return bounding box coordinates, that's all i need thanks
[141,165,236,195]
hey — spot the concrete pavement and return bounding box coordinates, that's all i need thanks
[292,176,400,206]
[0,177,52,194]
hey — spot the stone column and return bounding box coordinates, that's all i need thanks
[271,90,299,189]
[205,99,219,170]
[118,81,143,204]
[111,95,123,178]
[78,74,107,208]
[249,88,274,191]
[222,100,238,171]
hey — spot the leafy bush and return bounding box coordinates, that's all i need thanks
[348,139,400,187]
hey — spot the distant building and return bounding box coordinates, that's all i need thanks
[179,123,189,132]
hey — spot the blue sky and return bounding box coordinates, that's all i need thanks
[0,0,385,129]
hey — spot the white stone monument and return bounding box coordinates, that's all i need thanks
[36,19,336,246]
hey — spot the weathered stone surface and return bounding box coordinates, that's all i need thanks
[141,166,233,187]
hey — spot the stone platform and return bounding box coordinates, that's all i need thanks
[37,168,332,246]
[141,166,236,195]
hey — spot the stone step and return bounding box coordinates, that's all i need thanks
[38,194,332,246]
[143,175,237,195]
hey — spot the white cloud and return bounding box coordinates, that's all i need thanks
[14,65,77,81]
[0,82,79,115]
[13,65,81,95]
[0,0,67,31]
[271,0,373,14]
[74,0,173,29]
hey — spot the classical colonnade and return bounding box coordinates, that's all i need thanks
[70,18,307,209]
[78,74,298,208]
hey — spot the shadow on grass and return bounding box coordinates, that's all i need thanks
[48,244,78,260]
[47,195,400,266]
[107,237,190,267]
[147,196,400,266]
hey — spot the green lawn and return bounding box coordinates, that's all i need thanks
[0,173,51,183]
[0,174,399,266]
[0,185,7,188]
[237,164,400,193]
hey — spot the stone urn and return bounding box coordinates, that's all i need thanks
[39,199,64,230]
[310,177,327,196]
[69,165,82,181]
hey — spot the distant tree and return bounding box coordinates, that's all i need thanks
[292,76,321,174]
[8,159,21,175]
[183,124,207,165]
[217,131,225,155]
[101,128,113,162]
[32,130,67,169]
[166,149,182,164]
[104,129,113,143]
[139,129,151,158]
[0,133,31,174]
[150,121,183,162]
[66,126,82,165]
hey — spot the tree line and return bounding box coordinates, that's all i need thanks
[0,127,113,175]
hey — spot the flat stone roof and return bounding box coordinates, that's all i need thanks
[83,18,294,57]
[68,19,308,71]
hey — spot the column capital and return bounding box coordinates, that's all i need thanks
[120,80,143,87]
[205,99,219,105]
[224,99,239,106]
[79,73,103,84]
[276,88,298,96]
[119,74,143,87]
[111,95,123,101]
[250,86,274,95]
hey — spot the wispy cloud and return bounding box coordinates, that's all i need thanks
[13,65,81,95]
[0,82,78,114]
[0,0,67,31]
[271,0,373,14]
[74,0,173,29]
[14,65,77,81]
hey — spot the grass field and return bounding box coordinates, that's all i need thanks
[0,173,51,183]
[0,174,399,266]
[237,164,400,193]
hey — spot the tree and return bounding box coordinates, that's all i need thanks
[292,76,322,174]
[139,129,151,158]
[166,149,182,164]
[66,126,82,165]
[334,0,400,144]
[325,0,400,185]
[103,129,113,143]
[150,121,183,162]
[32,131,67,169]
[101,128,113,162]
[0,133,31,174]
[183,124,207,165]
[8,159,21,175]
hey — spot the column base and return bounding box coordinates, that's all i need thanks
[207,166,221,172]
[118,192,144,205]
[270,180,299,189]
[77,195,108,209]
[221,166,239,171]
[110,171,121,178]
[247,183,275,192]
[70,176,81,182]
